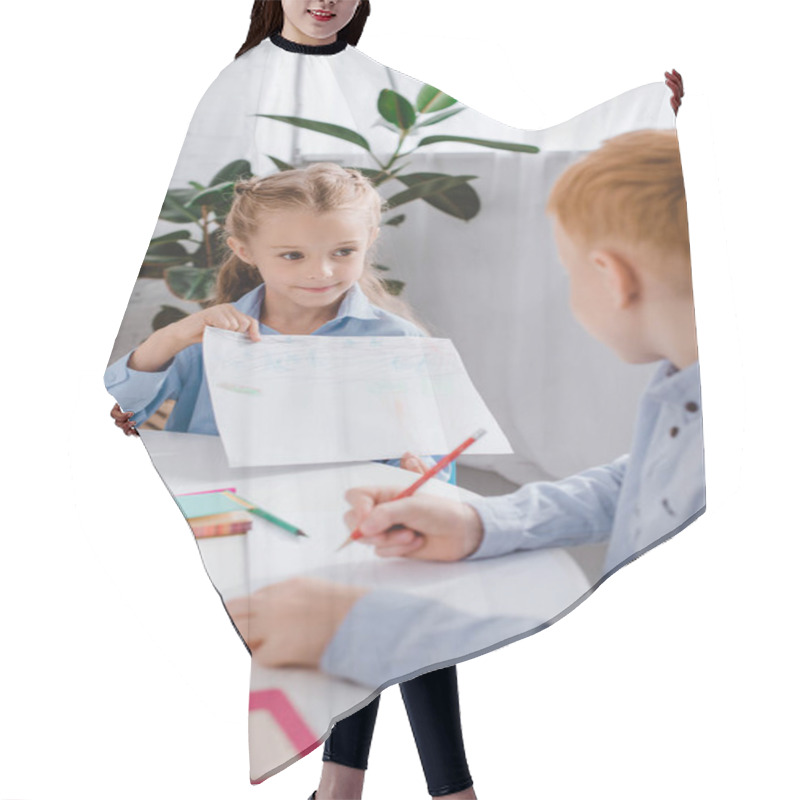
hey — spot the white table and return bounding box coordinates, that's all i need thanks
[140,430,590,782]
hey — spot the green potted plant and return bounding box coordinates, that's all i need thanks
[140,84,539,329]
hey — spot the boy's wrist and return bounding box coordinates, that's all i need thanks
[461,503,485,558]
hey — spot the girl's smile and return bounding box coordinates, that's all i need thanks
[296,284,342,292]
[307,8,336,23]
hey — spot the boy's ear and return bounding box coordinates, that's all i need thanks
[367,226,380,247]
[590,249,640,309]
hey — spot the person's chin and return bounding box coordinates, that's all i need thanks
[620,347,661,365]
[295,284,347,302]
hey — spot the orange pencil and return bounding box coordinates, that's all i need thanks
[336,428,487,551]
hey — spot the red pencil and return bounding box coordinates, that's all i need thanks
[336,428,487,551]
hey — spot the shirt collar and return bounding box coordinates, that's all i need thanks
[645,359,702,408]
[335,282,381,322]
[234,282,380,325]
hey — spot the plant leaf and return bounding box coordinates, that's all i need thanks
[160,189,202,223]
[350,165,406,186]
[257,114,372,151]
[164,265,218,302]
[378,89,416,130]
[210,159,252,186]
[149,230,193,245]
[416,85,459,113]
[187,182,235,208]
[152,305,189,331]
[143,241,191,273]
[386,173,480,220]
[383,214,406,226]
[268,156,296,171]
[381,278,405,296]
[413,107,465,129]
[417,135,540,154]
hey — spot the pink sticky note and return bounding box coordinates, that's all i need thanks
[249,689,319,783]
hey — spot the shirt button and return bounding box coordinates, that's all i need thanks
[685,401,699,413]
[670,426,680,437]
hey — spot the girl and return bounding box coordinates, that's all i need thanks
[106,161,476,800]
[105,162,434,442]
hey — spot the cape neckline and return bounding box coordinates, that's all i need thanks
[269,32,348,56]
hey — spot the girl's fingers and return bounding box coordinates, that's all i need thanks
[244,315,261,341]
[207,312,261,340]
[400,452,427,474]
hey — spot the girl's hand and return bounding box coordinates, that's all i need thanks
[225,578,369,668]
[344,487,484,561]
[110,402,139,437]
[399,451,427,475]
[665,69,684,115]
[127,304,262,373]
[172,304,262,348]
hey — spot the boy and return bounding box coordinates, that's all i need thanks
[226,128,706,687]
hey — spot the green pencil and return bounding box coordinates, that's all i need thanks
[221,491,308,538]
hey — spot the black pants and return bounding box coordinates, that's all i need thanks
[323,665,473,797]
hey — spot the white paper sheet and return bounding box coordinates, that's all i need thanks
[203,328,513,467]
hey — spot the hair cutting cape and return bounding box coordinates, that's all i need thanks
[104,32,704,783]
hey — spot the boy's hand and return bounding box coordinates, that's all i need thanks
[173,304,262,347]
[344,487,484,561]
[225,577,369,668]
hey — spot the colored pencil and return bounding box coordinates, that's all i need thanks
[336,428,487,551]
[221,491,308,538]
[178,487,237,496]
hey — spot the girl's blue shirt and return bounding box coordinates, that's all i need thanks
[104,282,453,480]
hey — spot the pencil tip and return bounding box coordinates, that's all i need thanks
[335,537,352,552]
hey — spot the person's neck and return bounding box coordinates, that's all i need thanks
[270,26,348,56]
[261,293,343,335]
[281,21,337,47]
[649,295,699,370]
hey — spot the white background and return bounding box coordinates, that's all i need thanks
[1,1,797,798]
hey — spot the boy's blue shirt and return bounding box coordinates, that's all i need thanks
[104,282,451,478]
[467,359,705,575]
[321,359,706,687]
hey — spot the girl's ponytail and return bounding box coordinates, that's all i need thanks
[213,251,263,306]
